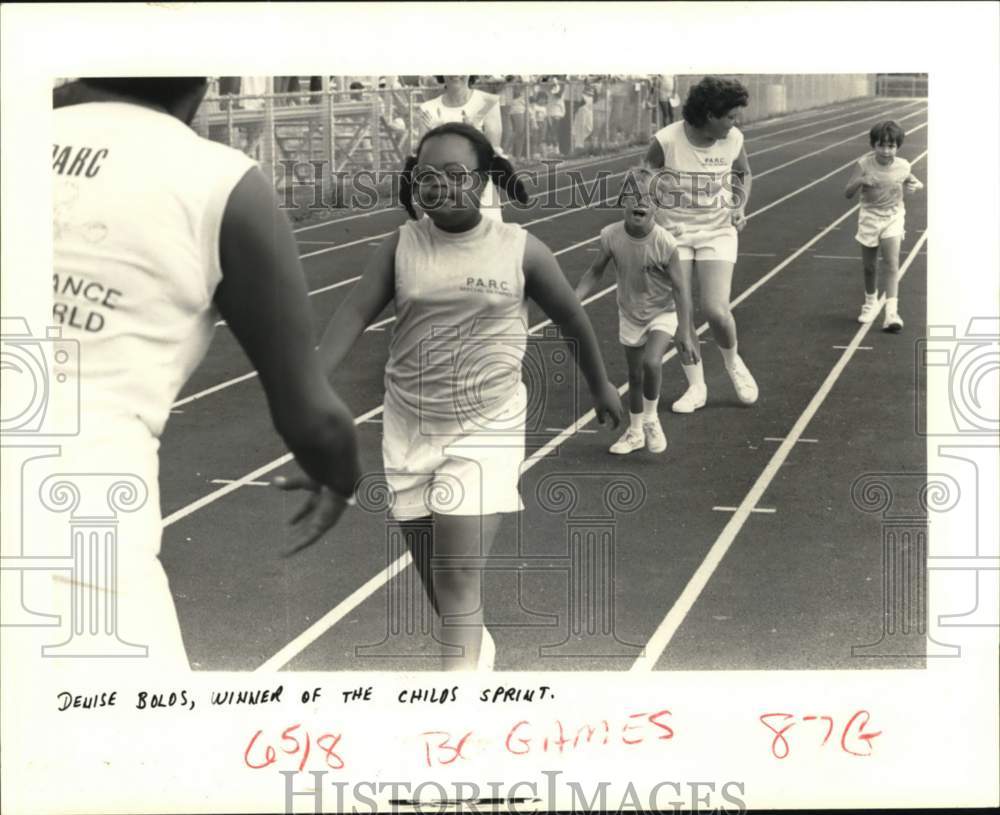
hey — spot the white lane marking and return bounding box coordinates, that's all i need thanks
[712,506,777,514]
[630,230,928,671]
[209,479,270,487]
[764,437,818,443]
[250,203,926,671]
[165,150,928,527]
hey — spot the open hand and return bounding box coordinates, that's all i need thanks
[273,472,352,557]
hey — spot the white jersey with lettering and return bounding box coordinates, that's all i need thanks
[418,89,503,216]
[600,222,678,324]
[857,153,912,215]
[52,101,256,440]
[652,120,744,237]
[385,216,529,428]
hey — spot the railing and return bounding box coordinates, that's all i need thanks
[190,74,877,194]
[875,74,928,98]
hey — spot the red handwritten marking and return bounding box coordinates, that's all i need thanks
[647,709,674,740]
[760,713,796,760]
[317,733,345,770]
[841,710,882,757]
[504,712,675,757]
[760,711,881,759]
[421,731,473,767]
[244,730,277,769]
[244,726,344,772]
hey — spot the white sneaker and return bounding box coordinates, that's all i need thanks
[858,300,879,324]
[882,310,904,333]
[643,419,668,453]
[610,427,645,455]
[726,357,759,405]
[672,384,708,413]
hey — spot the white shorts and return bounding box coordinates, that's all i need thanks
[381,383,527,520]
[619,309,679,348]
[674,226,739,264]
[855,208,905,248]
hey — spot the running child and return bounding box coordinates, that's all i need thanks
[317,122,622,670]
[844,120,923,331]
[645,75,758,412]
[575,167,696,455]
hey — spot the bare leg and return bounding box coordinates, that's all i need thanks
[623,344,645,414]
[861,244,879,296]
[401,513,503,671]
[696,260,737,352]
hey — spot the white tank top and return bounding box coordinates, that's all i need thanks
[52,102,256,439]
[385,216,529,428]
[652,121,744,237]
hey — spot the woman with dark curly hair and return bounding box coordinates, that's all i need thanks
[645,76,758,412]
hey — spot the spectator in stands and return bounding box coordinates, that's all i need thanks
[656,74,678,125]
[530,92,548,159]
[508,81,528,160]
[573,89,595,151]
[544,79,567,155]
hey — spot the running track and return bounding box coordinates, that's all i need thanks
[156,96,929,671]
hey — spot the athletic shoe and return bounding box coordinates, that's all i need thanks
[858,300,879,324]
[643,419,668,454]
[726,357,759,405]
[672,384,708,413]
[883,310,904,333]
[609,428,645,455]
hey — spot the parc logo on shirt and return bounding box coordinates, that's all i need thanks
[702,156,729,167]
[460,276,517,298]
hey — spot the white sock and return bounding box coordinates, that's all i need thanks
[681,360,705,388]
[629,412,643,432]
[865,291,878,304]
[885,296,899,314]
[719,343,739,369]
[642,397,659,421]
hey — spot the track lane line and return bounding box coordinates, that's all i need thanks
[287,97,894,236]
[167,139,927,518]
[249,166,926,671]
[629,228,929,672]
[183,113,927,407]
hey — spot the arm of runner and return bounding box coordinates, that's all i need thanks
[317,231,398,379]
[731,145,752,230]
[844,161,868,198]
[215,167,362,552]
[903,173,924,193]
[666,251,699,365]
[523,233,622,429]
[574,246,612,302]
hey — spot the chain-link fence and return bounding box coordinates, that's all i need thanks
[190,74,877,198]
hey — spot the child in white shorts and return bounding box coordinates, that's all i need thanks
[845,120,923,331]
[575,167,696,455]
[318,122,622,670]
